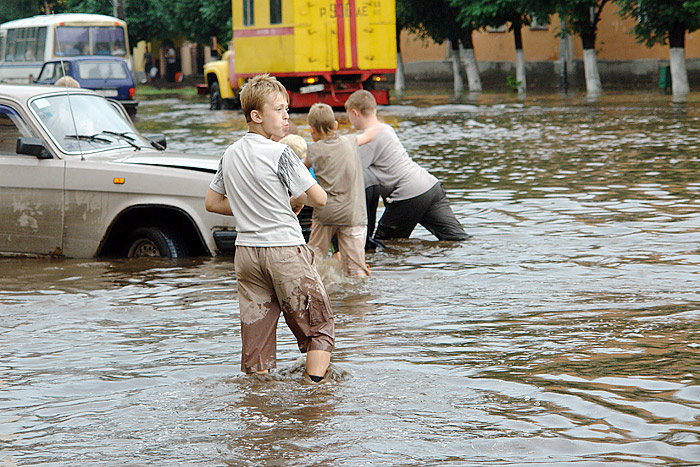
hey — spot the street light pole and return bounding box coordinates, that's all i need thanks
[112,0,125,19]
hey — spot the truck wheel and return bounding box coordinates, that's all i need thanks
[125,225,189,258]
[210,82,222,110]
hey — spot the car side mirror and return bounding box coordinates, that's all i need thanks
[145,134,167,150]
[16,137,52,159]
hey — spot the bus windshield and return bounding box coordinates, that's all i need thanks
[55,25,127,57]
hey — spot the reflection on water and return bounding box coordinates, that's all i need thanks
[2,91,700,466]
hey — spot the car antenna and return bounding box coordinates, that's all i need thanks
[54,25,85,161]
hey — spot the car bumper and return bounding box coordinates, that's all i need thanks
[213,230,237,254]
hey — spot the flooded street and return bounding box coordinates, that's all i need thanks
[2,90,700,466]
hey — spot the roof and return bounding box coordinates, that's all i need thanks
[44,55,129,64]
[1,13,125,29]
[0,83,96,104]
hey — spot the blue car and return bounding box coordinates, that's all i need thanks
[35,56,138,116]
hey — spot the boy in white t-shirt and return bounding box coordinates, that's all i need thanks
[205,74,334,382]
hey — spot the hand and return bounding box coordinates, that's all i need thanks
[290,196,304,214]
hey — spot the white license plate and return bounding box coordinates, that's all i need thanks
[300,83,325,94]
[95,89,119,97]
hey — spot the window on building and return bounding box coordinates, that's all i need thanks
[486,25,507,33]
[243,0,255,26]
[270,0,282,24]
[530,16,549,31]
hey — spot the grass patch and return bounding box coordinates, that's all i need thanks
[135,85,198,97]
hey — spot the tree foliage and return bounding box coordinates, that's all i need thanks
[450,0,553,34]
[171,0,232,46]
[615,0,700,48]
[0,0,65,25]
[556,0,610,49]
[397,0,473,46]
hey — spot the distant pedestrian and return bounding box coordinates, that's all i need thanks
[143,46,154,84]
[164,42,177,83]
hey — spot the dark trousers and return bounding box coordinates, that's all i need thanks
[374,183,470,241]
[364,184,383,250]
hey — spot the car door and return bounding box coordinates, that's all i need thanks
[0,101,65,256]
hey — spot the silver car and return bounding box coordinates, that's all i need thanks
[0,84,236,258]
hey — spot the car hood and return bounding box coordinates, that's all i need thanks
[117,151,220,173]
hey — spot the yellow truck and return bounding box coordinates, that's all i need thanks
[201,0,396,109]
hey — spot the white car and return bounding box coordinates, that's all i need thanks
[0,83,237,258]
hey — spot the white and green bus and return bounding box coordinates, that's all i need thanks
[0,13,130,84]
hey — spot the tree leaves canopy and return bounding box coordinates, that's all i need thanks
[615,0,700,47]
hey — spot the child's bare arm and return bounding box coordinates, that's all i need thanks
[205,189,233,215]
[291,183,327,209]
[356,124,381,146]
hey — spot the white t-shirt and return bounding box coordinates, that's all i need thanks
[357,123,438,202]
[209,132,316,247]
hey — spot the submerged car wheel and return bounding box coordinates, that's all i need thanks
[126,225,189,258]
[209,82,222,110]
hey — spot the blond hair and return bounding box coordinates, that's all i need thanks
[239,74,288,122]
[279,134,307,159]
[344,89,376,116]
[55,76,80,88]
[307,102,336,135]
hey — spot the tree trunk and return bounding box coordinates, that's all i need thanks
[583,49,602,94]
[394,23,405,98]
[513,21,526,94]
[670,48,689,99]
[395,52,406,98]
[460,31,482,92]
[449,39,465,96]
[669,23,689,99]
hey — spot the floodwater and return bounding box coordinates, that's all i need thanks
[2,90,700,466]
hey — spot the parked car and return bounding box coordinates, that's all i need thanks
[0,83,237,258]
[34,56,138,117]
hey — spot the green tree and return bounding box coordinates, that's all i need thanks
[397,0,482,96]
[451,0,554,93]
[556,0,610,94]
[0,0,66,24]
[616,0,700,99]
[172,0,232,46]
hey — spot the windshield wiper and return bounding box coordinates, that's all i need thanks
[65,134,112,144]
[101,130,141,150]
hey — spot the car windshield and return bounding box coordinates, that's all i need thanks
[30,93,147,153]
[78,60,128,80]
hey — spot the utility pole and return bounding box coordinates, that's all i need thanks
[112,0,125,19]
[559,19,569,91]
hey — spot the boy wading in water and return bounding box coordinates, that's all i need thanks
[305,103,377,276]
[345,90,470,242]
[205,74,334,382]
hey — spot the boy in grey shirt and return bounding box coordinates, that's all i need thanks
[345,90,470,241]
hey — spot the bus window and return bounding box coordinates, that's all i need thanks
[94,27,126,56]
[36,27,46,61]
[55,26,89,56]
[270,0,282,24]
[0,35,4,61]
[243,0,254,26]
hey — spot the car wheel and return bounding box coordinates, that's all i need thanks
[210,81,222,110]
[125,225,189,258]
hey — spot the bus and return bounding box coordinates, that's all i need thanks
[0,13,130,84]
[202,0,396,110]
